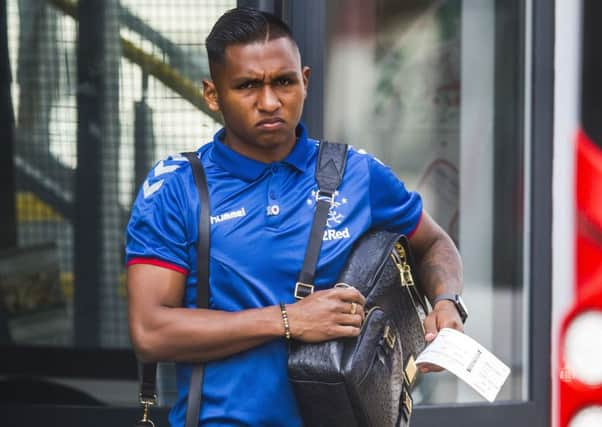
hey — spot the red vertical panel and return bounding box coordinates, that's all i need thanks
[575,130,602,293]
[559,130,602,426]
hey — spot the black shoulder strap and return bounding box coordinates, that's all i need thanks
[295,141,348,298]
[182,151,211,427]
[136,151,211,427]
[184,151,211,310]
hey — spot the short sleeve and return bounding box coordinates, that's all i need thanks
[125,162,191,274]
[369,157,423,236]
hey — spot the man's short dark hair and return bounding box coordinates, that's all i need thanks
[206,7,296,66]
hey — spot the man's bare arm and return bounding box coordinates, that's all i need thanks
[409,211,464,331]
[409,211,464,372]
[410,212,463,300]
[127,264,365,363]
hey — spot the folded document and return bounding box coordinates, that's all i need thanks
[415,328,511,402]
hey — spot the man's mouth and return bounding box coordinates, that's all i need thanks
[256,118,285,129]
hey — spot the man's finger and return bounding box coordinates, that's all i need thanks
[335,325,362,337]
[356,304,365,321]
[334,286,366,305]
[418,362,444,373]
[336,313,364,328]
[439,317,464,333]
[347,301,365,318]
[423,313,438,342]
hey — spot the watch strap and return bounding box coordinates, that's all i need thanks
[432,293,467,323]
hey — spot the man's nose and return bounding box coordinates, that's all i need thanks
[257,86,281,112]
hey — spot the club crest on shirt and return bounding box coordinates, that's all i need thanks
[306,189,351,241]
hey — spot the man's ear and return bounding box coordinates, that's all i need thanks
[203,79,220,112]
[302,66,311,98]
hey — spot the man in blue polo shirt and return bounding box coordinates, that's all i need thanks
[126,6,465,427]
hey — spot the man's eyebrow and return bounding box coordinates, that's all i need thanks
[271,71,299,80]
[231,71,299,83]
[231,76,263,85]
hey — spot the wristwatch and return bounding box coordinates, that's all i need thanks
[432,293,468,324]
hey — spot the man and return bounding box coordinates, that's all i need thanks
[126,6,465,427]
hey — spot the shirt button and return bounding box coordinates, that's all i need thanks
[271,164,279,173]
[269,191,276,199]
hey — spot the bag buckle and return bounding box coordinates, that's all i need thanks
[294,282,314,300]
[401,264,414,287]
[139,392,157,407]
[383,325,396,349]
[315,190,335,206]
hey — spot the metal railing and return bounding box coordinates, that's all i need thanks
[47,0,222,124]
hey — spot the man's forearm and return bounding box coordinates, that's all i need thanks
[132,305,284,363]
[128,263,366,364]
[416,233,463,303]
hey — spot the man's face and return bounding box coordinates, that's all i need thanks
[203,37,310,161]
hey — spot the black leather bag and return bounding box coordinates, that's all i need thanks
[288,230,430,427]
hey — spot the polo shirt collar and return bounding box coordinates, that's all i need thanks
[210,123,313,181]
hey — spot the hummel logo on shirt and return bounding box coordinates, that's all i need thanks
[142,155,188,199]
[143,179,163,198]
[211,207,247,225]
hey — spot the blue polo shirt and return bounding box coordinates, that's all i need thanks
[125,124,422,426]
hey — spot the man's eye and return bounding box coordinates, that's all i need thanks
[276,78,291,86]
[238,81,257,89]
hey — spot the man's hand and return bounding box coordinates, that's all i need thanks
[419,299,464,373]
[285,287,366,343]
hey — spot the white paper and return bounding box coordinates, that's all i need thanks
[415,328,511,402]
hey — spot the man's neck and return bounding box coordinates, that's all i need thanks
[222,133,297,164]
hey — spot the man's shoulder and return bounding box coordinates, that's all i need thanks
[342,145,388,174]
[135,151,202,203]
[309,141,390,180]
[348,144,383,160]
[313,141,381,162]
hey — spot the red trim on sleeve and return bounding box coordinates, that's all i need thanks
[126,258,188,275]
[407,211,424,239]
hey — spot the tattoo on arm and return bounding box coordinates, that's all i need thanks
[417,236,463,301]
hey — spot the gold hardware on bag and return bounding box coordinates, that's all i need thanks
[391,249,414,287]
[138,393,157,426]
[391,240,425,333]
[404,355,418,386]
[383,325,396,349]
[394,242,407,264]
[402,264,414,287]
[139,393,157,407]
[391,253,404,286]
[402,389,413,415]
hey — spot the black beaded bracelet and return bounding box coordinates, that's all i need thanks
[279,303,291,340]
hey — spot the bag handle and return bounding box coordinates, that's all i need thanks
[136,151,211,427]
[295,141,348,299]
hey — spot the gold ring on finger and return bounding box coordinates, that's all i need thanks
[350,302,357,315]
